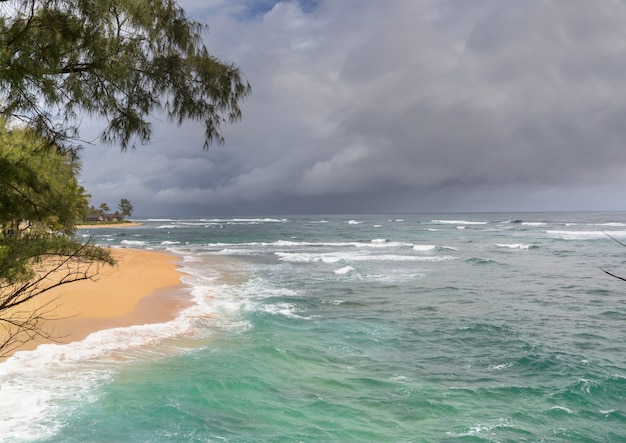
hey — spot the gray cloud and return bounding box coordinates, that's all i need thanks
[80,0,626,216]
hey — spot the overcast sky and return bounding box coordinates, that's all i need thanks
[80,0,626,216]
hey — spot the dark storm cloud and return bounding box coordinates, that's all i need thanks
[80,0,626,216]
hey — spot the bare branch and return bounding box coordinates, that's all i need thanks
[602,231,626,247]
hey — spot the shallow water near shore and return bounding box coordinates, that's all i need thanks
[2,212,626,441]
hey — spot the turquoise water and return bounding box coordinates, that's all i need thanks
[1,213,625,441]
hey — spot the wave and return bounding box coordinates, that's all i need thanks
[156,224,185,229]
[120,240,147,246]
[546,230,626,240]
[0,305,199,441]
[431,220,489,225]
[465,257,498,265]
[189,239,419,251]
[258,303,312,320]
[413,244,436,252]
[0,251,283,440]
[200,218,290,223]
[446,418,515,438]
[334,265,355,275]
[494,243,533,249]
[275,251,456,263]
[155,219,288,228]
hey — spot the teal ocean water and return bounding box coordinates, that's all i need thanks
[1,212,626,442]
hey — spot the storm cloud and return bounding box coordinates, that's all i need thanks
[80,0,626,216]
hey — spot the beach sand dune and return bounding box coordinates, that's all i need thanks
[1,248,187,356]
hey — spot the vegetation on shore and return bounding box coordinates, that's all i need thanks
[0,124,114,356]
[0,0,249,355]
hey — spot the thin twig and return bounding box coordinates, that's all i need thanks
[601,231,626,281]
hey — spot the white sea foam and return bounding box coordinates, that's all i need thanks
[259,303,312,320]
[334,266,355,275]
[550,405,575,414]
[521,222,546,226]
[154,218,287,229]
[0,250,279,441]
[413,244,436,252]
[547,230,626,240]
[489,362,513,370]
[389,375,412,383]
[274,252,341,263]
[0,307,200,441]
[274,240,306,246]
[321,256,342,263]
[120,240,147,245]
[346,220,362,225]
[194,218,288,224]
[197,239,417,252]
[275,251,455,263]
[446,418,513,437]
[494,243,531,249]
[0,358,112,441]
[432,220,489,225]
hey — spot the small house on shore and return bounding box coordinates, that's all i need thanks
[85,213,122,223]
[2,220,31,238]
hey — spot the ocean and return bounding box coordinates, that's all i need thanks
[1,212,625,442]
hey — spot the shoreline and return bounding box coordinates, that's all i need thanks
[2,248,189,356]
[76,221,143,229]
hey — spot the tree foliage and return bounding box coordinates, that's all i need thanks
[0,0,249,355]
[0,121,88,233]
[0,123,114,356]
[0,0,251,151]
[118,198,133,218]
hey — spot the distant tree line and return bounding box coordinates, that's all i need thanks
[87,198,134,221]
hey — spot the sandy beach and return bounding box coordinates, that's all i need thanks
[75,222,144,229]
[3,248,188,355]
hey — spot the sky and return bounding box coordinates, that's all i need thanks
[79,0,626,216]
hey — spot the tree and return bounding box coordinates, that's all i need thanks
[0,0,250,152]
[118,198,133,219]
[0,0,250,354]
[98,202,110,214]
[0,123,113,356]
